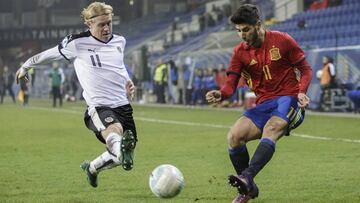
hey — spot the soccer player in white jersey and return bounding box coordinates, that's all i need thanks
[15,2,137,188]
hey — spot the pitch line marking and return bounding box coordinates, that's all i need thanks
[29,106,360,144]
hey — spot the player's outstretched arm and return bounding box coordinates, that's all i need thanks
[16,46,64,84]
[206,90,222,104]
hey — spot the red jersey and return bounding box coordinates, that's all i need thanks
[221,30,312,104]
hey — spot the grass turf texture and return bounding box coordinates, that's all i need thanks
[0,99,359,203]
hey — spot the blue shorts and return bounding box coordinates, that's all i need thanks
[244,96,305,134]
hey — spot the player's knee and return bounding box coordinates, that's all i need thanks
[105,123,123,135]
[227,131,246,148]
[263,120,287,138]
[110,123,123,133]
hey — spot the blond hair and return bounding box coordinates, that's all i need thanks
[81,2,113,23]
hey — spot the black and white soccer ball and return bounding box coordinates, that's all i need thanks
[149,164,185,198]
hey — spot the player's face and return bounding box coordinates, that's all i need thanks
[235,23,260,47]
[89,14,113,42]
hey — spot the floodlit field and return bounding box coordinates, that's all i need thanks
[0,99,359,203]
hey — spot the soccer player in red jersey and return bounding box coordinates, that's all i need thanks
[206,4,312,203]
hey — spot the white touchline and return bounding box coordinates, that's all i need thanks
[29,106,360,144]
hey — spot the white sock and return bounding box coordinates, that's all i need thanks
[105,132,122,159]
[89,151,121,174]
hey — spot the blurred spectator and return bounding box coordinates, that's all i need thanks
[71,70,79,99]
[203,67,218,93]
[205,13,216,27]
[184,64,193,105]
[153,60,167,103]
[49,62,65,107]
[222,3,232,17]
[19,78,29,106]
[237,77,251,108]
[126,63,138,86]
[63,69,79,102]
[212,5,223,22]
[215,64,227,88]
[199,14,206,32]
[177,65,185,104]
[1,65,16,104]
[168,59,178,104]
[192,68,204,105]
[309,0,329,11]
[318,56,337,109]
[28,68,36,87]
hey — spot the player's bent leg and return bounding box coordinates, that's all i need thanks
[102,123,123,159]
[90,151,121,173]
[80,160,98,188]
[120,129,136,171]
[242,116,288,178]
[228,116,262,174]
[80,151,122,187]
[227,116,261,202]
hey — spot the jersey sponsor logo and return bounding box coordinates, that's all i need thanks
[104,117,114,123]
[249,59,257,66]
[270,46,281,61]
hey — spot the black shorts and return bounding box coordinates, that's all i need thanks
[84,104,137,144]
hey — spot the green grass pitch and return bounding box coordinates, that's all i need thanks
[0,99,359,203]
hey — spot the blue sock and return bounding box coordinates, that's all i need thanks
[244,137,275,178]
[229,145,250,175]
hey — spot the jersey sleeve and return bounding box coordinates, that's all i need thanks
[58,34,77,61]
[296,58,313,93]
[21,46,64,70]
[220,47,243,100]
[283,33,305,65]
[122,36,127,49]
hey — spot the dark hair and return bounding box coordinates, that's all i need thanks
[325,55,334,63]
[230,4,260,25]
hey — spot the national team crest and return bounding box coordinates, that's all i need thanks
[104,117,114,123]
[269,47,281,61]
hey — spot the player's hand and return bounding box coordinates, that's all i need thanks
[126,80,135,101]
[15,67,29,84]
[206,90,222,103]
[298,92,310,108]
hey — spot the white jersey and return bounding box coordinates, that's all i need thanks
[22,31,131,109]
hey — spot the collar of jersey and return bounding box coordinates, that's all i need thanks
[90,32,114,44]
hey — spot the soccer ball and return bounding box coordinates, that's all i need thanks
[316,70,323,79]
[149,164,185,198]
